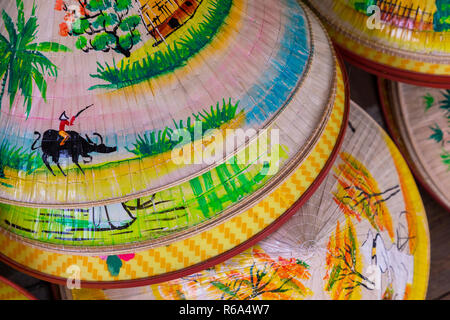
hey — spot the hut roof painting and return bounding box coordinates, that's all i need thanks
[136,0,204,46]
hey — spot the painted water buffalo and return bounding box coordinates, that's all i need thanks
[32,130,117,176]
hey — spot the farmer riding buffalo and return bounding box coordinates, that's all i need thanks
[32,105,117,176]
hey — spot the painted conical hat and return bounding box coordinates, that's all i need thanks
[0,1,348,256]
[61,102,430,300]
[0,276,36,300]
[306,0,450,87]
[0,61,348,283]
[378,79,450,211]
[0,0,339,208]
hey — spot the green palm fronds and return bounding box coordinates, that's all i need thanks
[439,89,450,118]
[0,0,70,117]
[0,141,43,179]
[125,127,175,158]
[429,123,444,143]
[427,89,450,170]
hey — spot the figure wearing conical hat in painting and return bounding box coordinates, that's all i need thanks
[59,111,76,146]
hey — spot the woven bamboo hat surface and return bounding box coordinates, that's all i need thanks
[0,276,37,300]
[0,0,348,257]
[378,78,450,211]
[0,31,349,288]
[0,0,340,208]
[0,73,347,286]
[306,0,450,86]
[61,102,430,300]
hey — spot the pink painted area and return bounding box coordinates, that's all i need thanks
[118,254,136,262]
[0,0,286,137]
[98,254,135,262]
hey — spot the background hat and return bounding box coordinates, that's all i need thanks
[0,276,36,300]
[59,111,70,121]
[306,0,450,87]
[378,78,450,211]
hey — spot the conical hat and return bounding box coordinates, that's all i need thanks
[0,61,348,284]
[0,0,339,208]
[0,276,36,300]
[306,0,450,87]
[378,78,450,211]
[62,102,430,300]
[0,1,348,256]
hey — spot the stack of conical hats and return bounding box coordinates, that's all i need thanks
[0,0,430,300]
[63,102,430,300]
[0,0,348,285]
[306,0,450,87]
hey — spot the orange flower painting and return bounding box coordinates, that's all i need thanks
[59,22,69,36]
[209,248,312,300]
[333,152,397,240]
[324,217,364,300]
[151,247,313,300]
[155,282,187,300]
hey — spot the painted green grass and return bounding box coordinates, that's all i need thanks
[427,90,450,169]
[126,127,175,158]
[89,0,232,90]
[126,98,240,157]
[193,98,240,129]
[0,141,43,185]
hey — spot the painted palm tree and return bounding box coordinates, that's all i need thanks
[439,89,450,118]
[0,0,71,118]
